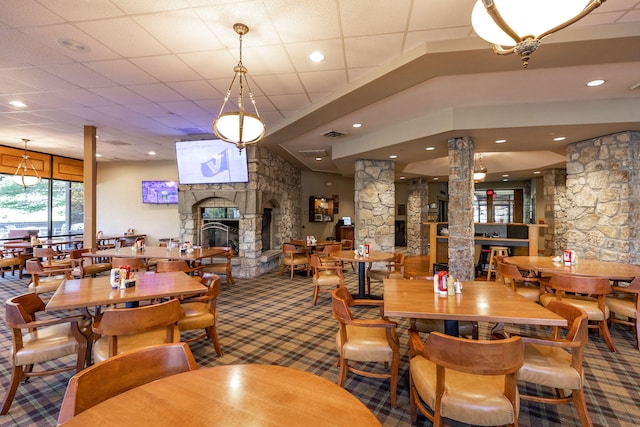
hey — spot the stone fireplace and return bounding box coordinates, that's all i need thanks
[177,146,302,278]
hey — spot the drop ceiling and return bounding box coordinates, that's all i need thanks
[0,0,639,183]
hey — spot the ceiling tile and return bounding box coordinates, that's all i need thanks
[344,34,404,68]
[130,55,202,82]
[339,0,412,37]
[85,59,158,85]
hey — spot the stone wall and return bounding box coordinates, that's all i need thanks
[564,131,640,263]
[178,145,301,278]
[354,159,395,252]
[543,169,567,256]
[406,178,429,255]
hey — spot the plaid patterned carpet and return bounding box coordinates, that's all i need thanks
[1,266,639,426]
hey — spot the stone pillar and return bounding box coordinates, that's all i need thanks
[354,160,395,252]
[543,169,567,257]
[565,131,640,262]
[447,137,475,281]
[406,178,429,256]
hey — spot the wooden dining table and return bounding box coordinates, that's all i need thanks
[384,278,566,335]
[58,364,382,426]
[46,271,207,314]
[504,255,640,281]
[331,250,394,299]
[87,246,227,263]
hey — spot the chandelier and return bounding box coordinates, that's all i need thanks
[471,0,606,68]
[473,153,487,182]
[212,23,266,152]
[13,139,41,189]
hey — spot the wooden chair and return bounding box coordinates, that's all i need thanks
[319,243,343,267]
[156,259,204,276]
[339,239,355,271]
[331,287,400,407]
[486,246,509,281]
[25,258,72,294]
[33,247,72,269]
[517,301,592,426]
[540,274,615,352]
[202,247,235,288]
[606,276,640,350]
[407,275,478,340]
[497,261,544,302]
[1,292,91,415]
[69,248,112,278]
[0,248,23,279]
[311,254,344,306]
[367,252,405,294]
[280,243,310,278]
[177,274,223,356]
[407,330,523,427]
[57,343,197,425]
[91,298,183,364]
[110,257,148,272]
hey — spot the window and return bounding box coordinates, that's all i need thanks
[473,189,514,223]
[0,175,84,239]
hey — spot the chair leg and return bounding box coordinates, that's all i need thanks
[600,320,616,352]
[390,353,399,408]
[572,388,594,427]
[1,365,23,415]
[337,356,348,387]
[312,284,319,306]
[207,327,223,357]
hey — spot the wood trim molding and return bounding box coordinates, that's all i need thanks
[53,156,83,182]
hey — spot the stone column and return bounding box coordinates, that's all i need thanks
[447,137,475,281]
[543,169,566,257]
[407,178,429,256]
[354,160,395,252]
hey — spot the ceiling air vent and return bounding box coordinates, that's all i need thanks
[321,130,347,138]
[298,150,329,158]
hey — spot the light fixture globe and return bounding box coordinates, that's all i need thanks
[12,138,41,189]
[471,0,606,67]
[212,23,266,152]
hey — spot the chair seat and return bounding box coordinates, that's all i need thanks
[15,323,86,366]
[28,275,66,294]
[368,269,387,282]
[337,325,398,362]
[410,354,519,426]
[607,294,636,319]
[540,293,609,320]
[315,271,342,286]
[93,328,181,364]
[515,286,540,302]
[517,343,582,390]
[0,257,21,268]
[177,302,215,330]
[285,255,308,266]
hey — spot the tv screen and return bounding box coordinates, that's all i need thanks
[142,180,179,204]
[175,139,249,184]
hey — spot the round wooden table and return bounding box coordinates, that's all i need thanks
[504,256,640,281]
[331,250,394,298]
[60,364,382,426]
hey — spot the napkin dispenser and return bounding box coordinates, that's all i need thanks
[563,250,577,265]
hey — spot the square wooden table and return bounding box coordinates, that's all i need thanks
[383,279,566,335]
[46,271,206,313]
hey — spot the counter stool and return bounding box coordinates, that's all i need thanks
[486,246,509,281]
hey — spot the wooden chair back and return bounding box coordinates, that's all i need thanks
[340,239,353,250]
[111,257,147,271]
[57,343,197,425]
[156,259,191,273]
[92,299,183,358]
[331,286,355,322]
[549,274,612,296]
[322,244,342,255]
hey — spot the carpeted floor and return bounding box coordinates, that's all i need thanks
[0,265,639,426]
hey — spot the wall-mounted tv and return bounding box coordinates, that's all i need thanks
[142,180,179,204]
[175,139,249,184]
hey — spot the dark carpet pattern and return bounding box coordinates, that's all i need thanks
[0,266,639,426]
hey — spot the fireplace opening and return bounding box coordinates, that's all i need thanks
[200,207,239,255]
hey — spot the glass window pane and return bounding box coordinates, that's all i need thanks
[0,175,49,239]
[52,180,84,236]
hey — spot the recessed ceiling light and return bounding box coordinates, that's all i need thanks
[148,151,156,156]
[309,50,325,63]
[495,139,506,144]
[9,100,27,108]
[586,79,605,87]
[503,178,509,182]
[433,177,439,181]
[95,153,102,157]
[315,157,322,161]
[533,171,541,174]
[425,146,435,151]
[553,136,566,142]
[502,174,509,177]
[399,176,405,180]
[389,155,398,159]
[352,123,362,128]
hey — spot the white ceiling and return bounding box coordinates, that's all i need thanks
[0,0,639,183]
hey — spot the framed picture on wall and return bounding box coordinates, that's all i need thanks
[397,204,406,216]
[333,194,339,214]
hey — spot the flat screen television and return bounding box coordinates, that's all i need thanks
[142,180,179,204]
[175,139,249,184]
